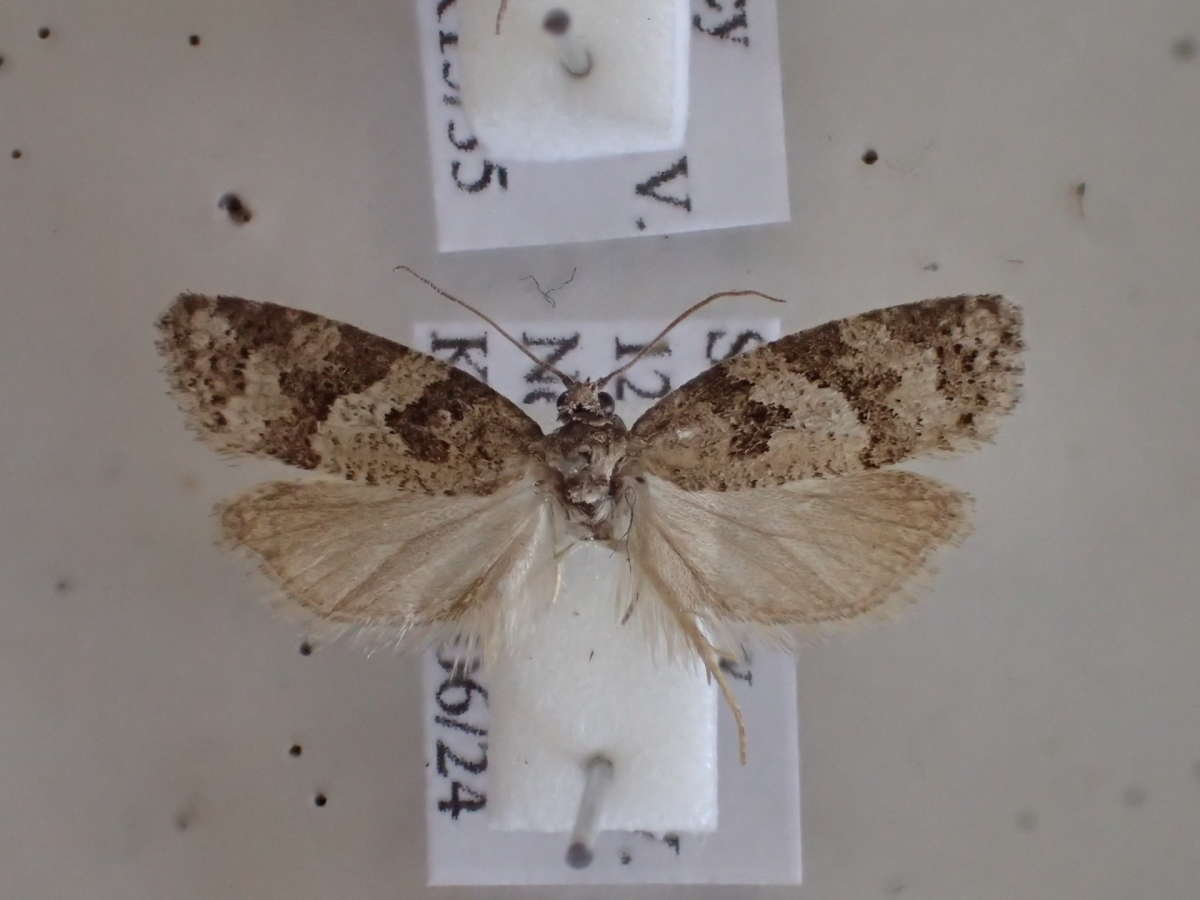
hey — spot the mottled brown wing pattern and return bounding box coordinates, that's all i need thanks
[631,295,1023,490]
[156,294,543,495]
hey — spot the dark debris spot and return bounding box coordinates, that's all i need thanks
[1121,785,1147,808]
[288,744,303,758]
[189,34,201,47]
[635,217,646,231]
[543,8,571,35]
[1015,809,1038,832]
[884,876,907,895]
[299,640,313,656]
[664,833,680,855]
[174,808,194,832]
[218,192,252,225]
[618,849,632,865]
[0,55,6,69]
[38,27,52,40]
[313,792,328,807]
[11,149,22,160]
[53,577,73,594]
[923,262,940,272]
[862,148,879,165]
[1172,36,1196,61]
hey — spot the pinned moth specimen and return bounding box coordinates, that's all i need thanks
[156,275,1023,762]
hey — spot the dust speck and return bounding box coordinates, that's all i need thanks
[218,192,253,225]
[1015,809,1038,832]
[922,262,940,272]
[618,849,632,865]
[54,576,74,595]
[884,876,908,895]
[1172,36,1196,61]
[1121,785,1147,808]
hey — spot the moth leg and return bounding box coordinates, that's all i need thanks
[618,589,639,626]
[693,625,749,766]
[663,605,749,764]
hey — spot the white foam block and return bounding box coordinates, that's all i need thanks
[417,0,791,251]
[456,0,690,162]
[487,542,717,832]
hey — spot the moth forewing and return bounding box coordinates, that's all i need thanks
[631,294,1023,490]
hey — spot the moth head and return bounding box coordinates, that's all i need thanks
[556,380,615,424]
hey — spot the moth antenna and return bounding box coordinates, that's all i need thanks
[495,0,509,34]
[597,289,786,388]
[396,265,574,386]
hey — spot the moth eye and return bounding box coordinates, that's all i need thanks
[598,392,615,414]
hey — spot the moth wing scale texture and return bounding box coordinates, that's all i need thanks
[630,294,1023,490]
[220,478,559,657]
[627,470,972,641]
[156,293,543,495]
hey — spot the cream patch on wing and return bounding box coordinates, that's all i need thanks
[726,350,872,477]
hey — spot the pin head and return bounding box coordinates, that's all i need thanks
[566,841,594,869]
[542,7,593,77]
[543,8,571,36]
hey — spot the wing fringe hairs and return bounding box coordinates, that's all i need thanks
[217,476,561,665]
[626,470,973,761]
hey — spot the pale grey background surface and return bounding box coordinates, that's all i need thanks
[1,1,1198,898]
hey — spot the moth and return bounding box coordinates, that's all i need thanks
[156,274,1023,763]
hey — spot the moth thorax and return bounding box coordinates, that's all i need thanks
[545,419,629,533]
